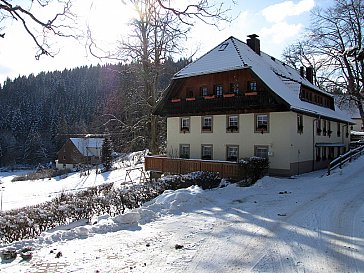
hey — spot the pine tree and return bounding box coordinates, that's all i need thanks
[101,133,113,171]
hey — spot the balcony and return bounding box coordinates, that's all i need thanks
[158,92,284,116]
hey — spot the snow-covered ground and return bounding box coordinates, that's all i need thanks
[1,156,364,273]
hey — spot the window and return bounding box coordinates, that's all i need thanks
[227,115,239,132]
[327,121,332,137]
[186,88,193,98]
[200,86,209,97]
[316,119,322,135]
[255,114,269,133]
[202,116,213,132]
[345,125,349,138]
[179,144,190,159]
[254,145,269,159]
[214,85,223,97]
[230,83,240,94]
[248,81,257,91]
[297,114,303,134]
[337,122,341,137]
[180,117,190,133]
[316,147,321,161]
[201,145,213,160]
[226,145,239,161]
[322,120,327,136]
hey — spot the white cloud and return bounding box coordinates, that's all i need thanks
[260,21,303,44]
[262,0,315,23]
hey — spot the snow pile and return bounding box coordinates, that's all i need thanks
[139,186,209,222]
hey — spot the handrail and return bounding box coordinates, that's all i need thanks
[327,145,364,175]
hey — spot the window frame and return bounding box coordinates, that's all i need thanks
[254,145,269,159]
[201,116,213,133]
[200,86,209,97]
[180,117,190,133]
[255,113,269,133]
[248,81,257,91]
[227,115,239,133]
[316,119,322,135]
[201,144,213,160]
[179,144,190,159]
[226,145,239,162]
[230,83,240,95]
[214,84,223,97]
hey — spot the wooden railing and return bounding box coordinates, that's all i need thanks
[327,145,364,175]
[161,93,283,116]
[145,156,243,179]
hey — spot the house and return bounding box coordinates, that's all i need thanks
[55,137,104,169]
[147,34,353,177]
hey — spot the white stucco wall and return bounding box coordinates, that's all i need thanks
[167,111,350,174]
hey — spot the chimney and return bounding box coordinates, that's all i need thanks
[247,34,260,55]
[306,66,314,83]
[300,66,305,78]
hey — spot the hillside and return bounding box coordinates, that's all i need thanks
[0,155,364,272]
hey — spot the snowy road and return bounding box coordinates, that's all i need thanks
[1,156,364,272]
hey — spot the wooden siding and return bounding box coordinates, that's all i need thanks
[145,156,243,179]
[159,93,285,116]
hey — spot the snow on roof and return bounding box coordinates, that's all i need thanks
[70,138,104,157]
[173,36,353,123]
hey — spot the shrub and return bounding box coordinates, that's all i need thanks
[239,157,269,185]
[0,171,221,244]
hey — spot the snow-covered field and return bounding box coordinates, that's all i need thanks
[1,156,364,273]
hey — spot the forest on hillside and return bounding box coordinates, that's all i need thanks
[0,59,188,167]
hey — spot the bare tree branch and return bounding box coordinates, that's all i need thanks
[0,0,78,59]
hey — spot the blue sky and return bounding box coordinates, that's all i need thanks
[0,0,332,84]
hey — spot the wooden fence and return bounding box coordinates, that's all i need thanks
[145,156,243,179]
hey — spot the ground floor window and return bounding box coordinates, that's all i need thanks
[201,145,213,160]
[179,144,190,159]
[254,145,269,159]
[226,145,239,161]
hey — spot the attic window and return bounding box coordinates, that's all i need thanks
[218,42,229,51]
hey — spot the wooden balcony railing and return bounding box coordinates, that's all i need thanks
[145,156,243,179]
[158,92,284,116]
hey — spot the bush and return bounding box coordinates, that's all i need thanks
[239,157,269,186]
[0,171,221,244]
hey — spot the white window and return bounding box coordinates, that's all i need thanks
[215,85,223,97]
[180,117,190,133]
[200,86,209,97]
[255,114,269,132]
[202,116,213,132]
[179,144,190,159]
[201,145,213,160]
[227,115,239,132]
[227,145,239,161]
[254,146,269,159]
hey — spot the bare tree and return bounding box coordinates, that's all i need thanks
[0,0,77,59]
[283,0,364,124]
[88,0,234,154]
